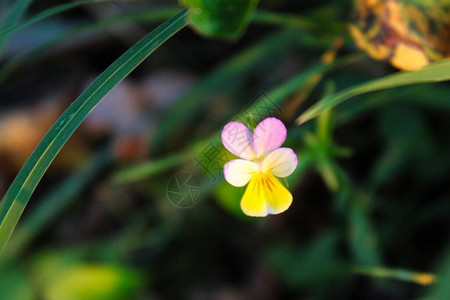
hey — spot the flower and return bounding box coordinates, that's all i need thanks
[221,117,298,217]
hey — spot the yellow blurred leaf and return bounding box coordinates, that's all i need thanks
[46,265,140,300]
[31,251,142,300]
[391,42,429,70]
[350,0,450,70]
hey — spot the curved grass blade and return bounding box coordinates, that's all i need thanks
[0,4,339,41]
[0,9,188,254]
[353,266,435,286]
[0,7,334,84]
[2,146,112,259]
[0,7,181,84]
[336,85,450,124]
[0,0,112,38]
[112,151,193,184]
[296,60,450,125]
[0,5,340,84]
[0,0,33,56]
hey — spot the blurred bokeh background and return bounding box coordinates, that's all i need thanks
[0,0,449,299]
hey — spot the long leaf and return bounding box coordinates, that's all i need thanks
[0,9,188,254]
[296,60,450,125]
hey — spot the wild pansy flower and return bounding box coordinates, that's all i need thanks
[221,117,298,217]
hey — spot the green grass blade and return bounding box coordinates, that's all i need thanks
[336,85,450,125]
[296,60,450,125]
[112,151,192,184]
[0,0,111,38]
[0,7,181,84]
[0,9,188,254]
[2,147,112,259]
[0,0,33,55]
[0,7,330,84]
[353,266,435,286]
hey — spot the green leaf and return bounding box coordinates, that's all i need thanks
[214,181,247,219]
[296,60,450,125]
[180,0,259,38]
[265,231,349,291]
[0,10,188,254]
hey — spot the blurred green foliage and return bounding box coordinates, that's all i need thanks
[30,250,141,300]
[180,0,259,38]
[0,0,449,299]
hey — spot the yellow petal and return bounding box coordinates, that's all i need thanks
[240,172,293,217]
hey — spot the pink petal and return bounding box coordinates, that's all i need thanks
[261,147,298,177]
[221,122,255,160]
[253,117,287,157]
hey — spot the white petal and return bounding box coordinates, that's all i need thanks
[261,147,297,177]
[224,159,258,187]
[253,117,287,157]
[221,122,255,160]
